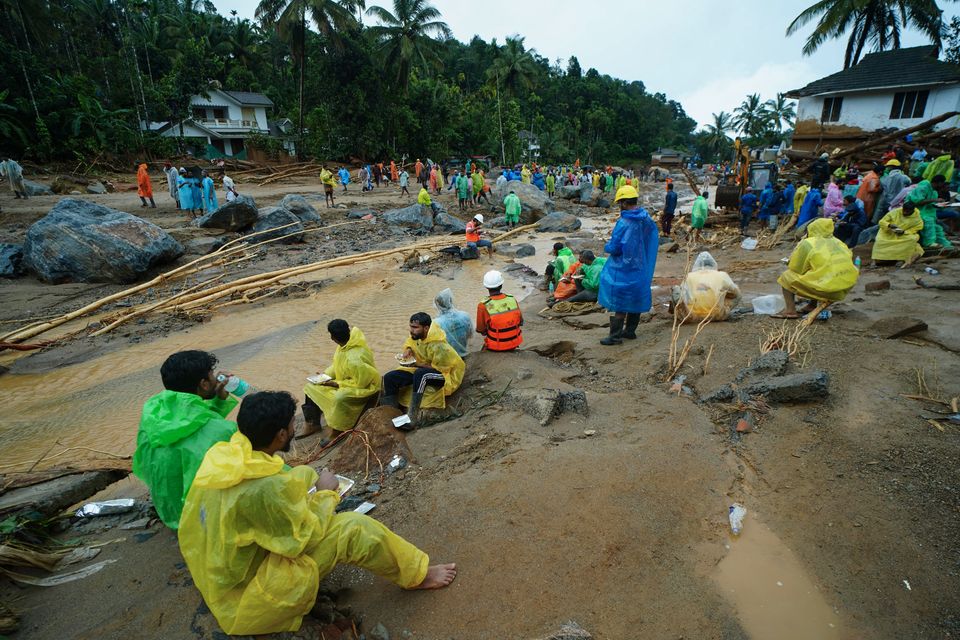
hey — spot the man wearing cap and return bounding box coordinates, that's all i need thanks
[503,189,522,229]
[599,185,659,345]
[465,214,494,257]
[875,158,911,224]
[476,270,523,351]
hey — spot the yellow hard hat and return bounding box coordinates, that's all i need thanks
[614,184,639,202]
[885,158,901,167]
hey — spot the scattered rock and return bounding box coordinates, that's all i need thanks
[0,243,23,278]
[23,179,53,196]
[434,210,467,233]
[702,384,736,403]
[516,367,534,380]
[195,195,259,231]
[864,279,891,293]
[86,181,107,195]
[183,237,228,255]
[251,206,304,243]
[504,388,588,426]
[347,207,377,219]
[533,621,592,640]
[664,242,680,253]
[120,517,151,530]
[493,180,555,220]
[742,371,830,403]
[23,199,183,284]
[578,186,595,204]
[369,622,390,640]
[383,204,433,230]
[537,212,582,233]
[564,236,603,253]
[488,215,508,228]
[870,316,928,339]
[735,350,789,383]
[497,243,536,258]
[278,194,321,223]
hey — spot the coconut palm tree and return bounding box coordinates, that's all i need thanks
[366,0,452,92]
[256,0,360,157]
[486,36,539,97]
[786,0,947,69]
[733,94,765,138]
[703,111,734,156]
[764,94,797,134]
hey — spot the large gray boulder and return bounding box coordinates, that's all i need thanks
[23,180,53,196]
[537,212,582,233]
[493,180,554,220]
[0,243,23,278]
[279,194,321,224]
[196,195,258,231]
[22,199,183,284]
[560,183,592,202]
[434,209,467,233]
[251,206,304,243]
[347,207,376,220]
[578,185,595,204]
[383,204,433,230]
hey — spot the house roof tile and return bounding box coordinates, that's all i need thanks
[223,91,274,106]
[787,46,960,98]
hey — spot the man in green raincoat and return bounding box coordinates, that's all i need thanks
[503,189,522,229]
[133,350,238,529]
[457,171,470,211]
[566,250,607,303]
[906,175,954,249]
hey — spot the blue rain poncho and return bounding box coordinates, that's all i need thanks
[532,172,546,190]
[598,207,659,313]
[202,176,218,212]
[177,175,195,210]
[797,189,823,227]
[338,168,350,185]
[433,288,472,357]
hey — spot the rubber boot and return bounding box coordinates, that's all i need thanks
[380,394,399,409]
[600,315,624,345]
[621,313,641,340]
[401,393,423,431]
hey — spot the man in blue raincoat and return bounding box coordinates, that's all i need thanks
[338,166,350,192]
[598,185,659,345]
[201,170,218,213]
[177,168,196,216]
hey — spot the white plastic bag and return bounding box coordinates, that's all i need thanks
[740,237,758,250]
[751,294,785,315]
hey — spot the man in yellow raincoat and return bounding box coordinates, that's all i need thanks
[381,312,465,429]
[178,391,456,636]
[774,218,859,318]
[521,165,532,184]
[872,200,925,264]
[300,320,381,440]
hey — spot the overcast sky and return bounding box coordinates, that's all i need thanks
[212,0,945,129]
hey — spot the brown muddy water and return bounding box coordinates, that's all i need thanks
[0,254,539,471]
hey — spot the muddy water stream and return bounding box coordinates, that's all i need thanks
[0,252,544,471]
[714,517,848,639]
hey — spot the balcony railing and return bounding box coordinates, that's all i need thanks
[197,118,262,129]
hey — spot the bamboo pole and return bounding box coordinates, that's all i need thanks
[89,276,224,337]
[834,111,960,159]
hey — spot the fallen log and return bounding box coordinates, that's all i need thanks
[834,111,960,159]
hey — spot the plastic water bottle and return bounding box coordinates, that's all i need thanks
[853,256,861,269]
[728,503,747,535]
[217,374,251,397]
[925,266,939,275]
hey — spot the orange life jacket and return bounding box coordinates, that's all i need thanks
[483,294,522,351]
[466,222,480,243]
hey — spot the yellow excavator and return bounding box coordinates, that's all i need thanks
[714,137,778,210]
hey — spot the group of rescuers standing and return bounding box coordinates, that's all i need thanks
[130,179,857,635]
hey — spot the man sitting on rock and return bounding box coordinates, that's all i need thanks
[178,391,456,636]
[465,214,494,257]
[476,270,523,350]
[132,350,238,529]
[381,312,465,429]
[565,250,607,304]
[301,319,381,441]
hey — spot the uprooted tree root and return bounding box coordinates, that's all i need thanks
[759,321,815,366]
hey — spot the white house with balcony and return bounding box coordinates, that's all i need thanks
[142,88,293,158]
[786,46,960,152]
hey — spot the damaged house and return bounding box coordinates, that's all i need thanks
[787,46,960,152]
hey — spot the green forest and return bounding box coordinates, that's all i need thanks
[0,0,698,166]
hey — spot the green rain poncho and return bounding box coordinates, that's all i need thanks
[906,179,953,248]
[922,154,954,182]
[504,192,522,222]
[178,432,428,636]
[303,327,381,431]
[580,257,607,292]
[472,171,483,195]
[551,247,575,286]
[457,175,470,199]
[691,195,709,229]
[132,391,238,528]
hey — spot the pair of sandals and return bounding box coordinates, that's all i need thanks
[771,302,820,320]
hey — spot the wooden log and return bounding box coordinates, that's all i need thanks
[834,111,960,159]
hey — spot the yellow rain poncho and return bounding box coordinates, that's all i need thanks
[872,207,924,262]
[777,218,859,302]
[521,166,532,184]
[303,327,381,431]
[179,432,428,636]
[397,322,465,410]
[793,184,809,217]
[675,252,741,321]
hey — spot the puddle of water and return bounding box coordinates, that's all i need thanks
[0,256,526,470]
[714,518,846,639]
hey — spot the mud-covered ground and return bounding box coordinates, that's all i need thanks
[0,172,958,639]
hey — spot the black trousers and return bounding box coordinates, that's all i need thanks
[383,367,445,397]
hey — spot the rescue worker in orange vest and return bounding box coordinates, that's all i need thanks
[476,270,523,351]
[465,214,494,257]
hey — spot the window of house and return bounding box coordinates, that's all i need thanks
[890,90,929,119]
[212,108,227,120]
[192,107,206,120]
[821,97,843,123]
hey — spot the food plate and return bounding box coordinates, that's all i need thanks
[336,475,355,497]
[307,373,332,384]
[395,353,416,366]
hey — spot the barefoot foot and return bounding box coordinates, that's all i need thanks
[412,563,457,590]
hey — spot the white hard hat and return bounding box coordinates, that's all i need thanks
[483,270,504,289]
[474,213,484,223]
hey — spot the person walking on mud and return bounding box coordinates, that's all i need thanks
[320,166,336,208]
[598,185,659,345]
[399,168,410,198]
